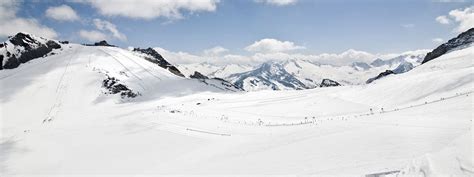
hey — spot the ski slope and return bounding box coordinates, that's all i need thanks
[0,45,472,176]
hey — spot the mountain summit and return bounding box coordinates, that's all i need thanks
[422,28,474,64]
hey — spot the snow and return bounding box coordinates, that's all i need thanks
[0,44,472,176]
[397,132,472,177]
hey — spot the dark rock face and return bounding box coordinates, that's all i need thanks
[102,76,139,98]
[94,40,115,47]
[366,62,416,84]
[133,47,184,77]
[366,70,395,84]
[320,79,341,87]
[189,71,209,79]
[0,55,3,70]
[422,28,474,64]
[0,32,61,70]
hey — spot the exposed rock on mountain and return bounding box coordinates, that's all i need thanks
[422,28,474,64]
[189,71,243,91]
[93,40,115,47]
[0,32,61,70]
[133,47,184,77]
[366,70,395,84]
[366,62,416,84]
[228,62,308,91]
[320,79,341,87]
[189,71,209,79]
[367,28,473,84]
[102,76,139,98]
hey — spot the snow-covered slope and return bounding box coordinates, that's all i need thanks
[1,31,472,176]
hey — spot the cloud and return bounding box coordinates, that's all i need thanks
[154,46,410,67]
[435,15,451,24]
[45,5,80,22]
[308,49,377,66]
[203,46,228,56]
[255,0,297,6]
[93,19,127,41]
[76,0,220,20]
[432,38,444,43]
[448,6,474,32]
[245,38,305,53]
[78,30,107,42]
[401,24,415,28]
[0,0,57,38]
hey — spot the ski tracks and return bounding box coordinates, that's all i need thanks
[42,48,78,124]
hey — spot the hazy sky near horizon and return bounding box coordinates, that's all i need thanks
[0,0,472,65]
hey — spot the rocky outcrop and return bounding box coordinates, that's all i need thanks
[366,62,416,84]
[133,47,184,77]
[102,76,139,98]
[94,40,115,47]
[366,70,395,84]
[320,79,341,87]
[0,32,61,70]
[422,28,474,64]
[189,71,209,79]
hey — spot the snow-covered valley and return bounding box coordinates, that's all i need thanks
[0,29,472,176]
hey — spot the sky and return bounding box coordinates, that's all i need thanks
[0,0,473,65]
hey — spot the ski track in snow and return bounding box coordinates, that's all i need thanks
[43,48,77,123]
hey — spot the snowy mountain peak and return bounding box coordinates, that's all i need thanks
[422,27,474,64]
[132,47,184,77]
[1,32,61,70]
[229,61,308,91]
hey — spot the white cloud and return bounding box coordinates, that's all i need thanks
[93,19,127,41]
[432,38,444,43]
[0,0,57,38]
[245,38,305,53]
[401,24,415,28]
[436,15,451,24]
[45,5,80,21]
[76,0,220,19]
[78,30,107,42]
[203,46,228,56]
[308,49,376,66]
[255,0,297,6]
[448,6,474,32]
[154,46,409,67]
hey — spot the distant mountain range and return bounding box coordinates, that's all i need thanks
[2,28,472,92]
[178,50,428,91]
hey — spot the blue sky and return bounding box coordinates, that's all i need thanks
[0,0,472,65]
